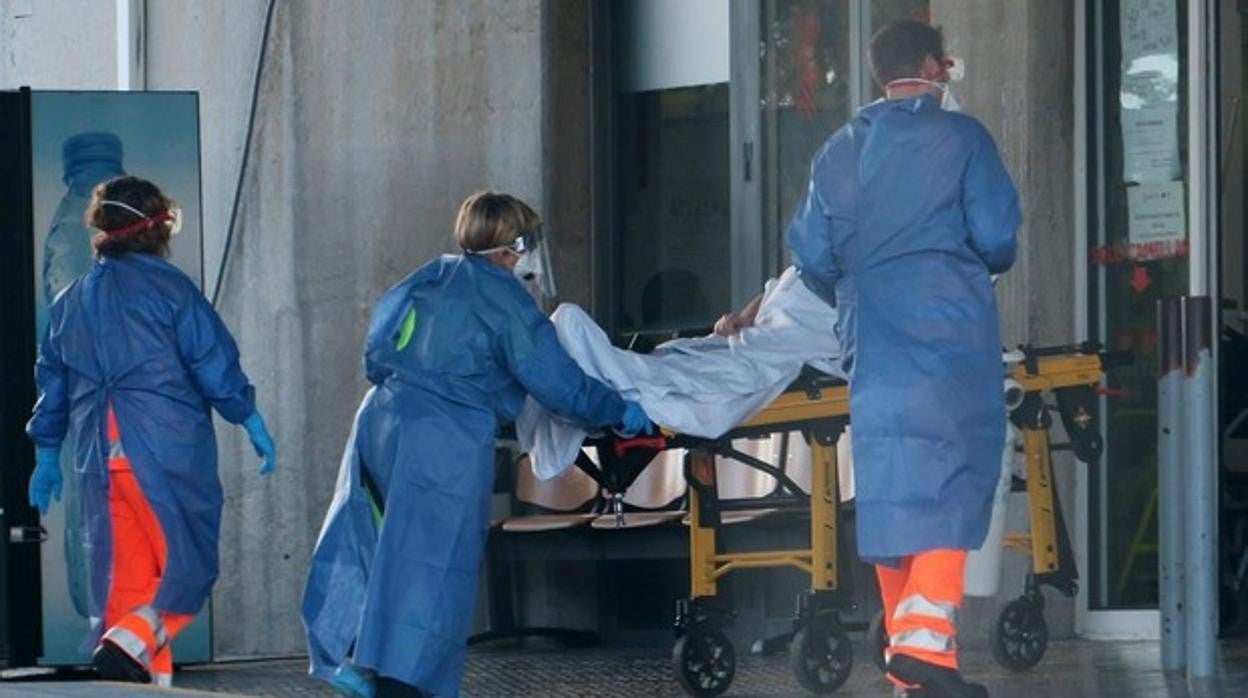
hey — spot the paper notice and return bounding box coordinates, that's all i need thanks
[1120,0,1178,62]
[1122,105,1180,183]
[1127,181,1186,245]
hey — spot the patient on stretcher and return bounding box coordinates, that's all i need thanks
[517,266,843,479]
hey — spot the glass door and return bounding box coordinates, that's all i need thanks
[607,0,931,339]
[757,0,930,279]
[610,0,733,337]
[1082,0,1215,631]
[1088,0,1188,614]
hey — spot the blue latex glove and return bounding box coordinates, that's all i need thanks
[28,446,63,515]
[617,400,654,437]
[243,411,278,475]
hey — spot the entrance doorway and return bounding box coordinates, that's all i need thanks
[1082,0,1246,640]
[1217,0,1248,638]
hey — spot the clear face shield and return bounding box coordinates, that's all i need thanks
[470,226,558,299]
[512,227,557,299]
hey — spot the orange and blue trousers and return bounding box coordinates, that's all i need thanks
[100,407,194,687]
[876,549,967,684]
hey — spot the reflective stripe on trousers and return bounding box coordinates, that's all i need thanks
[101,605,165,668]
[876,549,967,677]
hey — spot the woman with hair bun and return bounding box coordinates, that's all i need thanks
[26,175,278,687]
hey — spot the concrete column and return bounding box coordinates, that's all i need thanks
[930,0,1078,646]
[932,0,1076,348]
[203,0,546,656]
[144,0,271,297]
[1158,298,1186,671]
[1182,297,1218,680]
[542,0,594,309]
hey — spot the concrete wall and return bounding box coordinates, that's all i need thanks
[208,0,547,657]
[0,0,267,290]
[144,0,271,296]
[542,0,595,309]
[0,0,116,89]
[933,0,1079,645]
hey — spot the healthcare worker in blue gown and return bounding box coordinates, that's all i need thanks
[26,176,278,687]
[302,191,652,698]
[787,21,1019,698]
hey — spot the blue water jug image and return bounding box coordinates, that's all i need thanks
[43,132,126,302]
[42,131,126,620]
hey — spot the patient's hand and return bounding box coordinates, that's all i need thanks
[714,293,763,336]
[714,313,746,336]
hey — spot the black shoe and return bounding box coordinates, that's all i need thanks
[376,675,433,697]
[887,654,988,698]
[92,639,151,683]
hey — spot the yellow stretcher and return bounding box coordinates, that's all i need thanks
[582,343,1126,697]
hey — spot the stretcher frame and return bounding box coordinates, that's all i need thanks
[980,347,1124,673]
[686,380,848,598]
[582,343,1125,696]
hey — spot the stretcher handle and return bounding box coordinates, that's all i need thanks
[1019,341,1104,358]
[1099,350,1134,370]
[1019,343,1132,368]
[613,435,668,458]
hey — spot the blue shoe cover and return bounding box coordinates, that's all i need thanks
[331,664,375,698]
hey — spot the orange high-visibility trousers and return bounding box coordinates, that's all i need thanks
[876,549,967,683]
[102,408,194,686]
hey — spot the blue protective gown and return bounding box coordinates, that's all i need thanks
[26,253,256,642]
[788,95,1021,564]
[302,254,626,697]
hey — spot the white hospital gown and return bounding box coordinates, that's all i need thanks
[517,267,844,479]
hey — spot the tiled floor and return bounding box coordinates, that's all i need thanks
[3,640,1246,697]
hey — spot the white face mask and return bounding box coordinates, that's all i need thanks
[513,250,540,282]
[512,244,557,298]
[940,85,961,112]
[940,56,965,111]
[884,55,965,112]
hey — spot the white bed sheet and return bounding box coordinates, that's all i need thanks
[517,266,844,479]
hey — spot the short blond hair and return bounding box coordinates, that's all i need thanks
[454,191,542,252]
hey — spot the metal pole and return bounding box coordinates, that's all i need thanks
[728,0,761,311]
[1183,296,1218,680]
[114,0,147,91]
[1158,297,1185,672]
[1188,0,1210,299]
[849,0,871,110]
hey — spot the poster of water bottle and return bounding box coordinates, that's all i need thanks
[28,91,209,665]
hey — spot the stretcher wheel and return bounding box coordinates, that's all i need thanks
[789,624,853,694]
[990,596,1048,671]
[673,628,736,697]
[866,609,888,673]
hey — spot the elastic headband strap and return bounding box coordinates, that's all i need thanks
[462,225,543,256]
[100,200,148,218]
[104,210,173,238]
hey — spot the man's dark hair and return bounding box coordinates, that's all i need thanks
[869,20,945,87]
